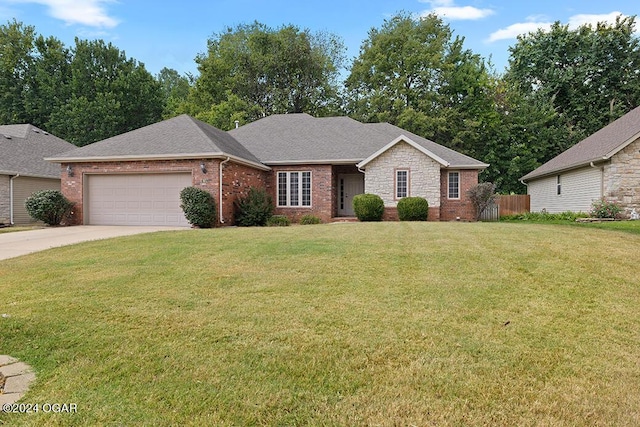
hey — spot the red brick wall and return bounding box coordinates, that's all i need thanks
[270,164,333,223]
[221,161,270,225]
[60,159,268,226]
[439,169,478,221]
[383,205,440,221]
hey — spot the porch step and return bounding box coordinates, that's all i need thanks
[331,217,359,223]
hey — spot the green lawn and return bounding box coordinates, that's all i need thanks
[1,222,639,426]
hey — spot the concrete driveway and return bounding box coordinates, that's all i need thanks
[0,226,187,261]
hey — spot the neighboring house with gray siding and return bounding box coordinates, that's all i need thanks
[0,125,75,225]
[521,106,640,216]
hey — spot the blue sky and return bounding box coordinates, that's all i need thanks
[1,0,638,78]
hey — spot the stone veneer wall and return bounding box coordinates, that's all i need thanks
[603,137,640,216]
[363,141,441,212]
[0,175,9,224]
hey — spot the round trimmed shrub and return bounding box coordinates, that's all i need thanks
[299,214,321,225]
[397,197,429,221]
[24,190,74,226]
[234,187,274,226]
[266,215,291,226]
[352,193,384,222]
[179,187,216,228]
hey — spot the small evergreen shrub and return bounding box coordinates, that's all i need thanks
[234,187,274,226]
[179,187,216,228]
[299,214,321,225]
[266,215,291,227]
[500,211,588,222]
[590,198,622,219]
[24,190,74,226]
[397,197,429,221]
[353,193,384,222]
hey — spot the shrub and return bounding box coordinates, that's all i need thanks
[353,193,384,222]
[179,187,216,228]
[468,182,497,221]
[234,187,274,226]
[299,214,321,225]
[397,197,429,221]
[590,198,622,219]
[24,190,74,226]
[266,215,291,227]
[501,211,589,222]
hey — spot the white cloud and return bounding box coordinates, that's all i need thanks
[487,22,552,43]
[7,0,119,28]
[568,11,626,29]
[487,11,631,43]
[419,0,494,21]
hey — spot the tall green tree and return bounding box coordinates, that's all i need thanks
[189,22,345,129]
[506,16,640,141]
[0,20,35,123]
[156,67,193,119]
[345,12,495,158]
[47,38,163,145]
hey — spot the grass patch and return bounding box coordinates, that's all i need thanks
[1,223,639,426]
[0,226,42,234]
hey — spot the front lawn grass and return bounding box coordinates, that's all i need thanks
[1,222,639,426]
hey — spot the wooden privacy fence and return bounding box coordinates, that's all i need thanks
[479,194,531,221]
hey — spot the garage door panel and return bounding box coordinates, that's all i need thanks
[87,173,192,226]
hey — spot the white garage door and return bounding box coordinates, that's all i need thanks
[86,173,192,226]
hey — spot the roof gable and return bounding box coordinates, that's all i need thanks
[357,135,450,169]
[0,124,75,178]
[230,114,488,168]
[522,106,640,181]
[47,115,268,169]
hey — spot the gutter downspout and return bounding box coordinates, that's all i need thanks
[9,174,20,225]
[219,157,230,224]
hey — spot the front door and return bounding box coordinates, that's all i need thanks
[338,174,364,216]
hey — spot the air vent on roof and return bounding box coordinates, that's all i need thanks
[3,134,11,139]
[32,129,40,133]
[43,131,49,135]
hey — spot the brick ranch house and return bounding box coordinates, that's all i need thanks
[521,105,640,216]
[47,114,488,226]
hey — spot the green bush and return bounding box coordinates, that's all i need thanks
[590,198,622,219]
[299,214,321,225]
[24,190,74,226]
[179,187,216,228]
[353,193,384,222]
[234,187,274,226]
[501,210,588,222]
[397,197,429,221]
[266,215,291,227]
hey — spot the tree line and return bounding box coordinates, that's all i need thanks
[2,13,639,193]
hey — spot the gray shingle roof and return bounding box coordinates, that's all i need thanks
[229,113,488,168]
[522,105,640,181]
[0,124,75,178]
[48,114,265,167]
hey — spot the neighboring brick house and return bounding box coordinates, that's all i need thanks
[521,106,640,216]
[47,114,487,226]
[0,124,75,225]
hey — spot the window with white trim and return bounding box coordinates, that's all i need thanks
[556,175,561,195]
[278,171,311,207]
[396,170,408,199]
[448,171,460,199]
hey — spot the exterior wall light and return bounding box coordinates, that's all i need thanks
[66,165,74,177]
[200,162,207,174]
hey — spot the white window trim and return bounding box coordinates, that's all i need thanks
[556,175,562,196]
[277,171,312,207]
[448,171,460,200]
[395,169,409,199]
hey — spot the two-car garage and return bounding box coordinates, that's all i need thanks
[85,173,192,227]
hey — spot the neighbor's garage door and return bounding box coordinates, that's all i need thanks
[86,173,192,226]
